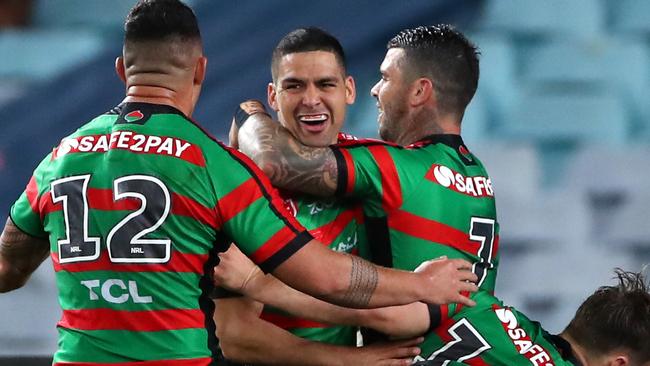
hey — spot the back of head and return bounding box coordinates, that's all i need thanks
[123,0,202,70]
[564,269,650,364]
[387,24,479,117]
[271,27,347,82]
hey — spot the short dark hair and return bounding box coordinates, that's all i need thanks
[387,24,479,116]
[271,27,346,82]
[564,268,650,363]
[124,0,200,43]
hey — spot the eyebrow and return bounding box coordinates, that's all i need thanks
[281,76,341,85]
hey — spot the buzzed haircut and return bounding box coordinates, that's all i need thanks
[124,0,201,43]
[271,27,347,82]
[388,24,479,116]
[564,268,650,363]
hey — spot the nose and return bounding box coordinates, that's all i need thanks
[370,80,380,97]
[302,84,321,107]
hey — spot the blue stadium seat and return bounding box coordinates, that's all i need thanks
[564,145,650,243]
[0,30,104,81]
[459,91,491,146]
[480,0,606,39]
[521,37,650,135]
[471,141,541,201]
[32,0,194,34]
[610,0,650,35]
[0,260,59,356]
[499,88,630,145]
[605,194,650,267]
[471,33,520,125]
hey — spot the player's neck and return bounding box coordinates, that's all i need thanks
[123,86,192,116]
[401,112,460,145]
[559,332,591,366]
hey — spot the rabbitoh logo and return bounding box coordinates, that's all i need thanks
[125,110,144,122]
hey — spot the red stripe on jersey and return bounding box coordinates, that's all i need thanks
[216,178,262,224]
[465,357,490,366]
[39,191,57,220]
[434,316,457,343]
[25,176,40,214]
[260,311,330,330]
[88,188,140,211]
[389,210,477,255]
[54,360,212,366]
[59,308,204,332]
[171,193,218,229]
[309,206,361,246]
[51,251,207,273]
[339,148,356,195]
[249,226,296,264]
[368,145,402,210]
[40,188,217,229]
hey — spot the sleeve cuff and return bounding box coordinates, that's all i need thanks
[258,231,313,274]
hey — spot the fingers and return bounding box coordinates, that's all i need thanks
[455,292,477,307]
[460,280,479,294]
[450,258,474,272]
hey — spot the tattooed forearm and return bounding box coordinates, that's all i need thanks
[338,256,379,308]
[0,218,49,292]
[239,114,339,196]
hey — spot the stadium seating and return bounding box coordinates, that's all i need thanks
[0,29,104,81]
[499,87,630,145]
[610,0,650,36]
[1,0,650,362]
[521,37,650,135]
[480,0,606,39]
[0,260,59,357]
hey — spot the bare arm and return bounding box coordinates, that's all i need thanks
[214,297,421,366]
[215,242,477,309]
[0,217,50,293]
[215,244,429,338]
[236,110,338,197]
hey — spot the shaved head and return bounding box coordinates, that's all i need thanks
[123,0,202,79]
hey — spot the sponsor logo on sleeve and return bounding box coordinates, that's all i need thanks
[426,164,494,197]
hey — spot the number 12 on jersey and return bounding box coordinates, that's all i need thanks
[51,174,172,264]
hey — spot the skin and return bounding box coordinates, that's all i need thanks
[269,50,355,147]
[216,49,473,365]
[234,47,462,198]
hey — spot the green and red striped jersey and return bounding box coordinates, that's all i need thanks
[331,134,499,355]
[415,291,580,365]
[259,133,365,347]
[9,102,312,366]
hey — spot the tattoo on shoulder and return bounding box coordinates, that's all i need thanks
[249,120,338,195]
[340,256,378,308]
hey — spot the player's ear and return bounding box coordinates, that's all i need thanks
[609,355,629,366]
[268,82,279,111]
[115,57,126,83]
[194,56,207,85]
[410,77,433,107]
[345,75,356,105]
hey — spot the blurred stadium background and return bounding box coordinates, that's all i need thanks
[1,0,649,363]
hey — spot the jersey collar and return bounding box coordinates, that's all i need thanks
[549,334,583,366]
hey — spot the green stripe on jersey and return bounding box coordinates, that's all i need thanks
[56,270,200,311]
[54,327,209,363]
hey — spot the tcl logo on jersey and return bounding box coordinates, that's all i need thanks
[81,279,153,304]
[426,164,494,197]
[494,307,556,365]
